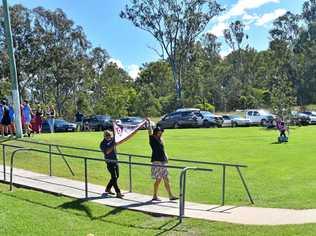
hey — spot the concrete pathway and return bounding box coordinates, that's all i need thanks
[1,165,316,225]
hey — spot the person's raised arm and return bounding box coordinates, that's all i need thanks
[146,117,152,136]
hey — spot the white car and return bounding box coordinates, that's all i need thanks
[245,109,275,126]
[222,115,251,127]
[301,111,316,124]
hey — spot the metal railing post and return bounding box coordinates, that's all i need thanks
[221,165,226,205]
[10,148,31,191]
[84,158,88,199]
[56,145,75,176]
[49,144,52,176]
[128,155,132,192]
[236,166,254,204]
[179,169,184,223]
[179,167,190,223]
[2,145,6,181]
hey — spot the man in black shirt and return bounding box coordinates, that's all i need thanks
[146,118,178,201]
[100,130,124,198]
[75,111,84,131]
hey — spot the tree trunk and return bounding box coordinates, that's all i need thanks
[170,62,182,107]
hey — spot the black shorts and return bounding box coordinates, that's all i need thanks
[1,115,11,126]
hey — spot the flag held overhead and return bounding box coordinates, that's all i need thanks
[113,119,147,144]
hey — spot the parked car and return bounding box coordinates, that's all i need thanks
[158,110,199,129]
[83,115,112,131]
[198,111,223,128]
[290,111,311,126]
[42,119,77,133]
[301,111,316,124]
[158,108,223,128]
[222,115,251,127]
[245,109,275,126]
[117,116,155,129]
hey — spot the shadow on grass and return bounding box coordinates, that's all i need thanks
[3,191,186,235]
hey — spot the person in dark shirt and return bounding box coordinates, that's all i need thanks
[1,100,11,136]
[75,111,84,131]
[100,130,124,198]
[146,118,178,201]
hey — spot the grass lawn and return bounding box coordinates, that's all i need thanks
[1,182,316,236]
[1,126,316,209]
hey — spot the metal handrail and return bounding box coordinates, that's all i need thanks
[8,146,213,223]
[10,139,248,167]
[1,139,254,205]
[179,167,214,222]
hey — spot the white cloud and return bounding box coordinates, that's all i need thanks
[220,48,232,58]
[219,0,280,22]
[127,64,140,80]
[108,58,124,69]
[242,13,259,22]
[108,58,140,80]
[255,8,287,26]
[209,21,228,37]
[209,0,280,37]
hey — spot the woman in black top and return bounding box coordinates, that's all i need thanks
[1,100,11,136]
[146,118,178,201]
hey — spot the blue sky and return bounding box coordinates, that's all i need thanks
[7,0,305,78]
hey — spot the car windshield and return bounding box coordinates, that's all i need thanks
[230,115,240,119]
[130,117,143,122]
[201,111,214,117]
[259,110,271,115]
[96,115,110,120]
[55,119,66,124]
[121,117,143,123]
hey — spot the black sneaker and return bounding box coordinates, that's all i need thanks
[105,189,115,195]
[116,193,124,198]
[169,196,179,201]
[152,197,161,201]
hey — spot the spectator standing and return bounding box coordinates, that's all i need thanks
[75,111,84,131]
[1,100,12,136]
[46,105,56,133]
[33,105,43,134]
[0,102,3,136]
[22,100,32,137]
[8,103,16,136]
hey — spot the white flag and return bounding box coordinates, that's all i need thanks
[113,120,147,144]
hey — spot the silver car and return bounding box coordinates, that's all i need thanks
[222,115,251,127]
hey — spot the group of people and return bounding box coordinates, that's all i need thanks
[100,118,178,201]
[0,98,56,137]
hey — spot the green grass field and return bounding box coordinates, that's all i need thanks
[1,126,316,209]
[2,183,316,236]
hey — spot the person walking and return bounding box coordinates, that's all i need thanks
[146,118,178,201]
[100,130,124,198]
[46,105,56,133]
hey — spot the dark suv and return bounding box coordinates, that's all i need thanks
[83,115,112,131]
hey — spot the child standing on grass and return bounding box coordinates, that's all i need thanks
[276,118,288,141]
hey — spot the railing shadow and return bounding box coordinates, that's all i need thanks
[3,192,186,234]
